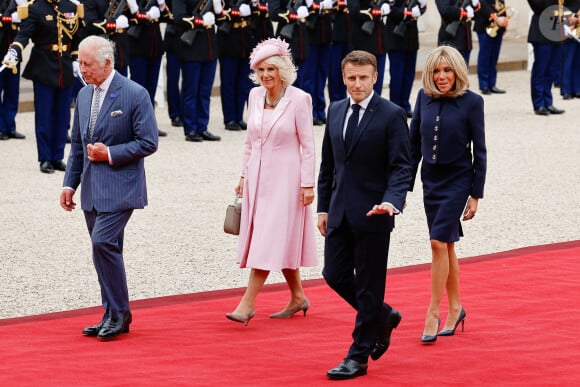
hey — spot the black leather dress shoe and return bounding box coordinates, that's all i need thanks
[185,132,203,142]
[534,107,550,116]
[370,308,402,361]
[83,317,107,337]
[562,94,573,100]
[238,120,247,130]
[327,359,368,380]
[225,120,242,131]
[480,88,491,95]
[171,116,184,127]
[51,160,67,171]
[201,130,221,141]
[313,117,325,126]
[40,161,55,174]
[0,132,8,140]
[158,129,168,137]
[8,131,25,139]
[546,105,565,114]
[97,311,132,341]
[66,134,71,143]
[490,86,506,94]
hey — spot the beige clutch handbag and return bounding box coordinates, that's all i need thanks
[224,196,242,235]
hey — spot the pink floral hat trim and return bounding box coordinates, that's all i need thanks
[249,38,292,70]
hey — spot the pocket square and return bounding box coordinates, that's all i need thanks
[111,110,123,117]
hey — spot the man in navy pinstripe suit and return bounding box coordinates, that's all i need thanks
[60,36,158,341]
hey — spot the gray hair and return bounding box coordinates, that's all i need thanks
[249,55,297,87]
[79,35,116,68]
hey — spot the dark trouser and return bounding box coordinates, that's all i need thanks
[33,82,72,162]
[84,209,133,320]
[181,60,217,135]
[531,43,561,109]
[129,56,162,107]
[388,49,417,114]
[328,42,348,102]
[0,63,20,134]
[322,217,393,362]
[166,52,183,120]
[560,40,580,96]
[477,32,503,90]
[373,53,387,96]
[219,56,251,123]
[300,43,331,120]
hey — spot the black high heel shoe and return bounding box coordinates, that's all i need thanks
[421,318,440,344]
[438,307,466,336]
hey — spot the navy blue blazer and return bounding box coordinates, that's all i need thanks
[317,93,413,233]
[64,72,159,212]
[409,88,487,198]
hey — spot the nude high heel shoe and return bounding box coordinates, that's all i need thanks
[225,309,256,326]
[269,298,310,319]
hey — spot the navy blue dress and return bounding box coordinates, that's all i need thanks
[409,89,487,243]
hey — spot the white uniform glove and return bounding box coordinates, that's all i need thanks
[2,48,19,67]
[410,5,420,17]
[465,5,474,18]
[127,0,139,14]
[115,15,129,29]
[296,5,308,18]
[471,0,479,7]
[251,0,259,6]
[212,0,223,14]
[146,5,160,19]
[320,0,333,10]
[72,61,81,78]
[157,0,165,8]
[305,0,313,7]
[239,3,251,16]
[380,3,391,15]
[11,11,20,23]
[418,0,427,8]
[15,0,27,6]
[202,12,215,26]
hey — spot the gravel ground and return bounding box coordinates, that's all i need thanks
[1,69,578,319]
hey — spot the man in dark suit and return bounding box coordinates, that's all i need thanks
[317,50,412,380]
[60,35,158,341]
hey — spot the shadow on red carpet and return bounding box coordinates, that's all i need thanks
[1,241,579,386]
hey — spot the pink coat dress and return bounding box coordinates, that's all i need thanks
[237,85,318,271]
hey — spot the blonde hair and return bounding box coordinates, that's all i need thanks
[422,45,469,98]
[249,55,297,87]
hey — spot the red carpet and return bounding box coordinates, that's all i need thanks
[2,241,579,386]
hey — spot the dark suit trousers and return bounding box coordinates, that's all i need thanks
[84,209,133,320]
[322,216,393,362]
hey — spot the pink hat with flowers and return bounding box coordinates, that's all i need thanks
[249,38,292,70]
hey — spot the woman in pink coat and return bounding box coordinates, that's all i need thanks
[225,38,318,326]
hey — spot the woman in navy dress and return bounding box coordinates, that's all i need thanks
[409,46,487,344]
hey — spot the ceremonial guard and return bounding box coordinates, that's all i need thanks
[302,0,333,125]
[269,0,310,87]
[347,0,391,95]
[251,0,273,43]
[327,0,349,103]
[435,0,481,65]
[473,0,508,94]
[217,0,254,131]
[83,0,133,76]
[385,0,427,117]
[527,0,566,115]
[0,0,26,140]
[126,0,169,136]
[560,1,580,99]
[163,0,184,127]
[172,0,222,142]
[2,0,84,173]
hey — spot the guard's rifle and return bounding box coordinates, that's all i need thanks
[361,0,390,36]
[94,0,127,33]
[218,0,247,35]
[180,0,213,46]
[127,0,157,39]
[279,0,305,40]
[445,0,470,38]
[393,0,418,37]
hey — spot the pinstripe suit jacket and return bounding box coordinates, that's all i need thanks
[64,72,159,212]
